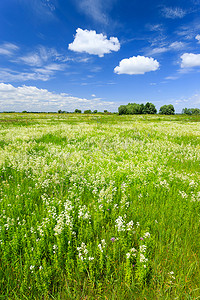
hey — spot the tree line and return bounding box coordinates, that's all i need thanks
[118,103,175,115]
[182,108,200,115]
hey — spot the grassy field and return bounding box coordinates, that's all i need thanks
[0,113,200,299]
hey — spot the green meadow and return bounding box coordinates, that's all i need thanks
[0,113,200,299]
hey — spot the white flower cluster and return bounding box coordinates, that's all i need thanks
[98,239,106,253]
[126,247,137,259]
[139,243,148,268]
[54,200,73,235]
[143,232,150,239]
[126,220,134,231]
[77,242,94,261]
[78,205,91,220]
[115,216,125,232]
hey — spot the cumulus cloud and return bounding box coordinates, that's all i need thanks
[0,83,117,112]
[161,7,187,19]
[181,53,200,68]
[68,28,120,57]
[195,34,200,43]
[114,56,159,75]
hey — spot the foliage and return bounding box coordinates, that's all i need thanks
[118,105,128,115]
[58,109,66,114]
[118,102,157,115]
[75,109,81,113]
[84,109,92,114]
[159,104,175,115]
[182,107,200,115]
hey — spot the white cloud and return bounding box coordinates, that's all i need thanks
[148,47,168,55]
[147,41,186,56]
[18,46,62,67]
[19,54,43,67]
[76,0,108,24]
[114,56,159,75]
[68,28,120,57]
[161,7,187,19]
[195,34,200,43]
[0,83,118,112]
[0,68,50,82]
[181,53,200,68]
[169,41,185,50]
[75,0,116,25]
[0,43,19,56]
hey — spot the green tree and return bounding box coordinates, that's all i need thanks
[143,102,157,114]
[118,105,128,115]
[159,104,175,115]
[75,109,81,113]
[126,103,142,114]
[84,109,92,114]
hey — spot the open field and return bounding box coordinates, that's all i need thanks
[0,113,200,299]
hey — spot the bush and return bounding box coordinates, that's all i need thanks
[75,109,81,113]
[159,105,175,115]
[84,110,92,114]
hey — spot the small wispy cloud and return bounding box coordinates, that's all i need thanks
[0,67,50,82]
[146,41,186,56]
[161,6,187,19]
[74,0,117,25]
[20,0,57,20]
[17,46,62,67]
[77,0,107,24]
[0,42,19,56]
[175,22,200,40]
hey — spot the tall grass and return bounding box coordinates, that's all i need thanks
[0,113,200,299]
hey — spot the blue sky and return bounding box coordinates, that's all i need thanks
[1,0,200,112]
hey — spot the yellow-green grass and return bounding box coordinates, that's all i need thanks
[0,113,200,299]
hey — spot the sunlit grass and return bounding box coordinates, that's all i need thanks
[0,113,200,299]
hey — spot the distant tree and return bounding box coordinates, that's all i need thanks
[126,103,142,114]
[182,107,200,115]
[22,110,28,113]
[159,104,175,115]
[143,102,157,114]
[104,110,108,113]
[182,108,191,115]
[84,109,92,114]
[75,109,81,113]
[191,108,200,115]
[118,105,127,115]
[93,110,98,113]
